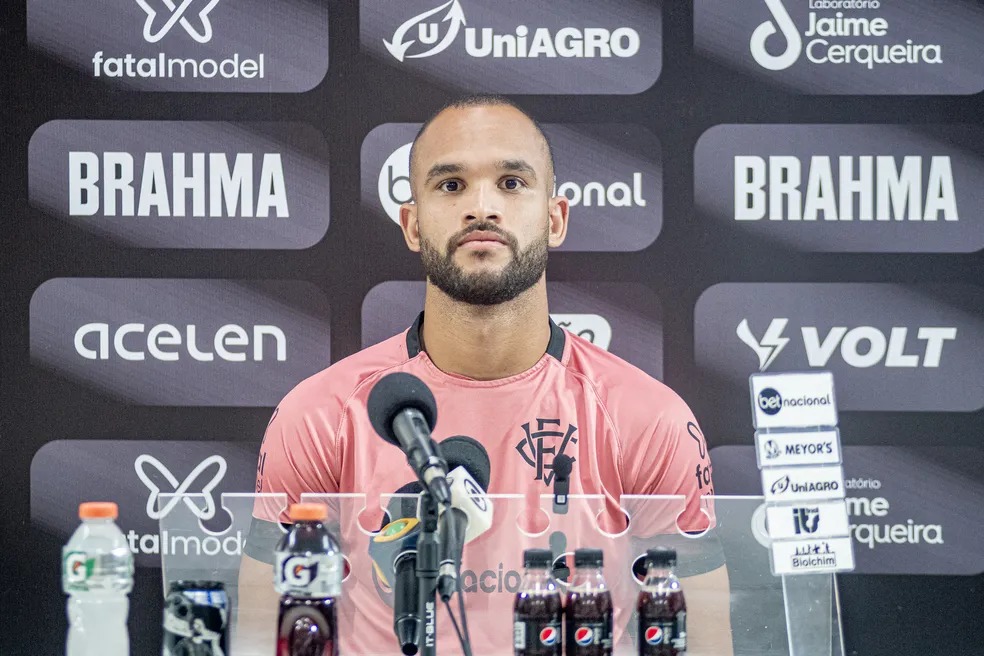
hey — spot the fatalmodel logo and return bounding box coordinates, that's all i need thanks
[738,318,958,371]
[750,0,941,71]
[136,0,220,43]
[384,0,640,62]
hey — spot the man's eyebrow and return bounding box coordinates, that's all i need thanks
[424,162,464,184]
[497,159,537,181]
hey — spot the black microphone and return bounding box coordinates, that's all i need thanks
[369,482,424,653]
[367,373,451,506]
[552,453,574,514]
[436,436,492,602]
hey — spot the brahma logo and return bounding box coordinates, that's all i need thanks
[384,0,641,62]
[749,0,942,71]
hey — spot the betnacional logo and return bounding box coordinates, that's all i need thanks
[27,0,330,92]
[361,0,661,93]
[30,278,331,406]
[366,123,661,252]
[695,283,984,411]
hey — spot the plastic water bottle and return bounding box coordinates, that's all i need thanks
[62,502,134,656]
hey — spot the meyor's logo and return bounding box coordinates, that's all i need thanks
[738,318,957,371]
[750,0,941,71]
[377,141,648,226]
[384,0,640,62]
[130,454,244,557]
[69,151,289,219]
[734,155,957,223]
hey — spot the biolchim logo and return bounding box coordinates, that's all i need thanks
[750,0,942,71]
[384,0,641,62]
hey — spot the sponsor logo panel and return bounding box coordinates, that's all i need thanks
[762,465,845,502]
[360,0,661,94]
[771,537,855,575]
[766,500,851,540]
[29,278,331,406]
[756,429,841,467]
[694,0,984,94]
[693,124,984,253]
[31,441,257,567]
[751,372,837,429]
[29,121,330,249]
[710,445,984,575]
[361,281,663,378]
[695,283,984,412]
[27,0,330,92]
[361,123,662,252]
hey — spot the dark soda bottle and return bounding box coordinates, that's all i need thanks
[274,503,342,656]
[565,548,613,656]
[636,548,687,655]
[514,548,563,655]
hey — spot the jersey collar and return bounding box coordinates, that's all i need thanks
[406,311,566,361]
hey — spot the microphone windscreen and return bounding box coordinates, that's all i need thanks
[553,454,574,480]
[440,435,491,490]
[366,372,438,445]
[383,481,424,527]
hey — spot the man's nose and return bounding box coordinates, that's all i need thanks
[462,184,501,223]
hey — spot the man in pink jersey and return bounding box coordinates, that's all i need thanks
[239,96,732,655]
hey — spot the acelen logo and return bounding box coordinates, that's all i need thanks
[383,0,640,62]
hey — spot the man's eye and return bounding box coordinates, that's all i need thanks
[502,177,525,190]
[439,180,461,192]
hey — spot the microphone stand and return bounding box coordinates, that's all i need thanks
[416,490,440,656]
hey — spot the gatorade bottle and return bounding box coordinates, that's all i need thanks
[514,548,563,655]
[275,503,342,656]
[637,548,687,655]
[62,502,134,656]
[565,548,613,656]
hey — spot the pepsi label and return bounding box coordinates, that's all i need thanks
[571,622,612,650]
[514,619,562,654]
[641,614,687,654]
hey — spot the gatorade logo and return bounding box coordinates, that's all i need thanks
[574,627,595,646]
[64,552,89,584]
[645,626,664,645]
[539,627,559,646]
[749,0,802,71]
[282,555,319,587]
[758,387,783,415]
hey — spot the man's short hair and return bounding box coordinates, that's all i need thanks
[408,94,555,196]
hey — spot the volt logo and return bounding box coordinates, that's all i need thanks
[134,454,227,520]
[384,0,466,61]
[737,318,789,371]
[749,0,801,71]
[135,0,221,44]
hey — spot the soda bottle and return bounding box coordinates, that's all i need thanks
[274,503,342,656]
[62,502,134,656]
[636,547,687,655]
[514,548,563,656]
[565,548,613,656]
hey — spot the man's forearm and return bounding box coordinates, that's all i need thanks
[683,564,734,656]
[234,554,280,656]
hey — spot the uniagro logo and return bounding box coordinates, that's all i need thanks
[749,0,942,71]
[770,475,791,495]
[383,0,641,62]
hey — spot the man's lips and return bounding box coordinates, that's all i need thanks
[458,231,508,247]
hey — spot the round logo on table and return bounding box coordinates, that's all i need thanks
[574,627,594,646]
[539,626,559,646]
[644,626,664,645]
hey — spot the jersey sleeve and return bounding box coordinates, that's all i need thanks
[245,389,339,563]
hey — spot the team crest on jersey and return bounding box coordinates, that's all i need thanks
[515,418,578,485]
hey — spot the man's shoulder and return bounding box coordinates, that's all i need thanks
[278,331,413,417]
[563,330,691,420]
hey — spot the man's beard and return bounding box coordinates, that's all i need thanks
[419,222,548,306]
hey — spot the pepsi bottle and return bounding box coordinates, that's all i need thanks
[274,503,342,656]
[514,548,563,656]
[565,549,613,656]
[636,548,687,655]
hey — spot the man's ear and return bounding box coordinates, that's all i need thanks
[547,195,570,248]
[400,202,421,252]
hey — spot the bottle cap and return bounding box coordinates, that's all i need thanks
[79,502,118,520]
[290,503,328,522]
[645,547,677,568]
[574,548,604,567]
[523,548,554,569]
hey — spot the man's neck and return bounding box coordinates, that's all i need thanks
[419,281,552,381]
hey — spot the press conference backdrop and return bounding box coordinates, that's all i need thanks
[2,1,983,654]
